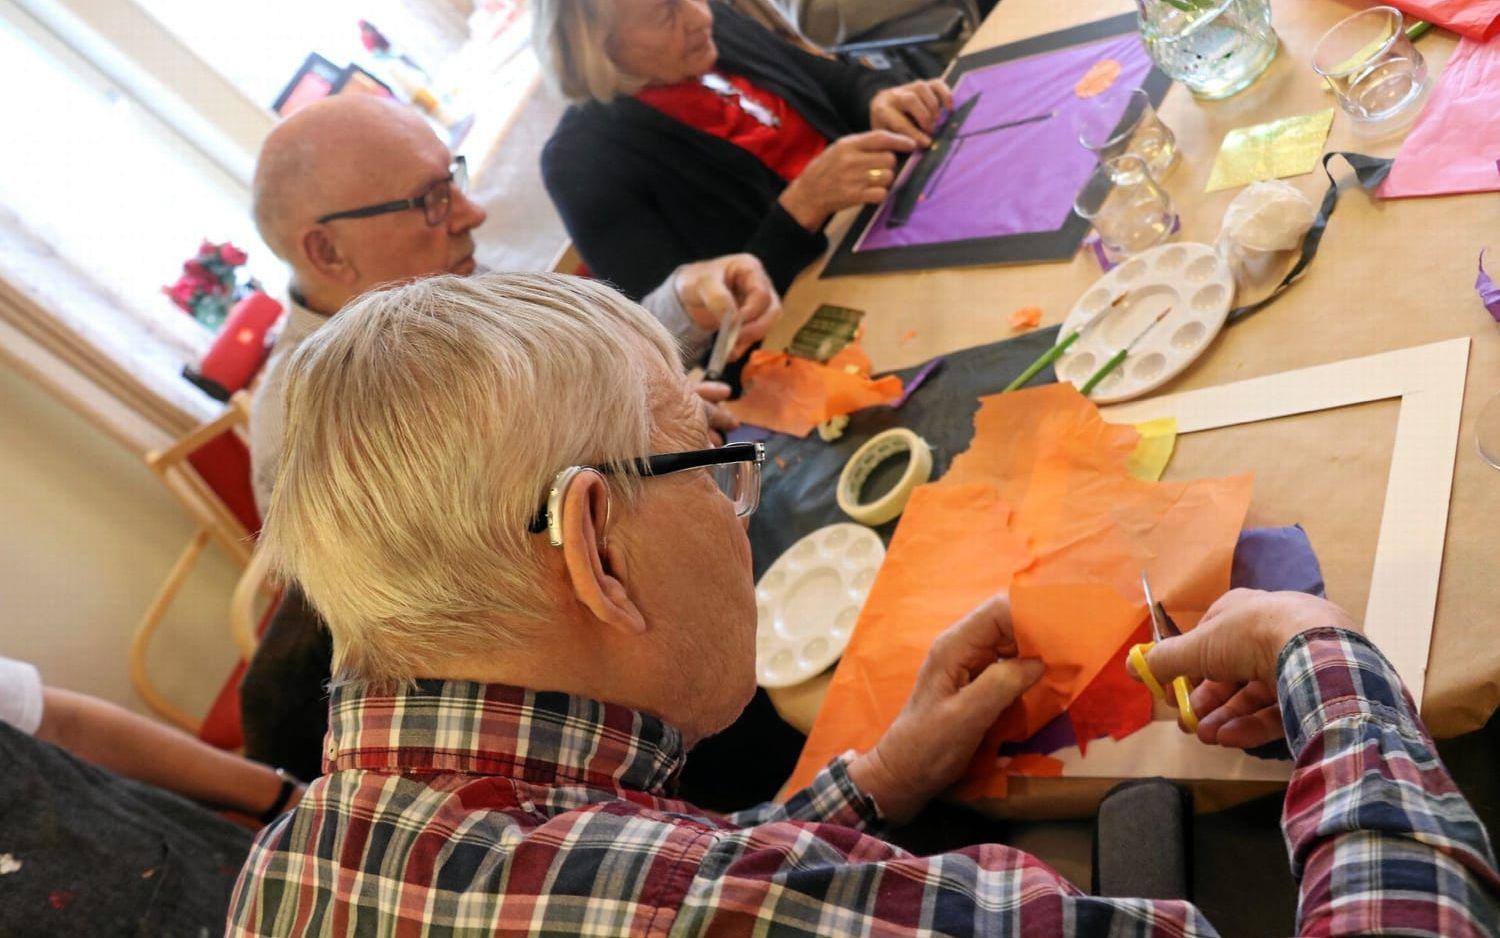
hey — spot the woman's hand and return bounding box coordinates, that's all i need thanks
[848,595,1044,822]
[870,79,954,147]
[778,130,916,231]
[1130,589,1359,750]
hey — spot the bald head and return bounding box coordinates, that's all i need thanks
[251,95,487,313]
[253,97,437,260]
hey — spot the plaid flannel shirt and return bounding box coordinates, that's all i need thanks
[228,628,1500,936]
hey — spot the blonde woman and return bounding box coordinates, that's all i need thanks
[537,0,950,299]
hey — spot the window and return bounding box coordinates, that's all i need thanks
[0,2,285,363]
[134,0,475,112]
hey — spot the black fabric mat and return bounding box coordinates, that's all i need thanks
[748,325,1061,578]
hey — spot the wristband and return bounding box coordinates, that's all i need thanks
[258,768,299,824]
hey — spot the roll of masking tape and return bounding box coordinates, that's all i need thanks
[837,428,933,525]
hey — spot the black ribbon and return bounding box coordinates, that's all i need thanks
[1225,152,1394,326]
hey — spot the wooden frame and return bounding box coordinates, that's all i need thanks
[1033,338,1469,781]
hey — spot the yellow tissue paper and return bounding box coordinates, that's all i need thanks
[1205,109,1335,193]
[1128,416,1178,481]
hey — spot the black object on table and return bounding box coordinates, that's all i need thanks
[748,325,1061,580]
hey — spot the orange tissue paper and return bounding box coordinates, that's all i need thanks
[724,345,903,438]
[782,383,1252,800]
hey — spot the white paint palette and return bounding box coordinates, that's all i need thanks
[755,524,884,689]
[1056,242,1236,404]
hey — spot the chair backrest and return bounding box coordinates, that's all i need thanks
[145,392,259,566]
[729,0,830,56]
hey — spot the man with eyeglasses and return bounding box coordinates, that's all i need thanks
[241,95,798,809]
[248,94,782,516]
[228,273,1500,937]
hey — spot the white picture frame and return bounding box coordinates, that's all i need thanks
[1036,338,1469,781]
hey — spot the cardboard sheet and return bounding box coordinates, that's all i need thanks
[1386,0,1500,41]
[1205,109,1335,193]
[1381,37,1500,199]
[724,346,903,438]
[783,384,1252,798]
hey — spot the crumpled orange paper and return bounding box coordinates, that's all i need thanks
[724,345,903,437]
[782,384,1251,799]
[1075,58,1122,98]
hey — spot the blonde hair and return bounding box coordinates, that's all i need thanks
[532,0,647,102]
[260,273,680,685]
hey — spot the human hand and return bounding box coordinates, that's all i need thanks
[778,130,917,230]
[693,380,738,443]
[1131,589,1358,749]
[674,254,783,359]
[870,79,954,147]
[848,595,1044,822]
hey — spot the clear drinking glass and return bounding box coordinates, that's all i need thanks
[1136,0,1279,100]
[1074,154,1176,256]
[1312,6,1430,132]
[1477,394,1500,471]
[1077,88,1179,179]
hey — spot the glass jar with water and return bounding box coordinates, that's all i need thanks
[1136,0,1279,99]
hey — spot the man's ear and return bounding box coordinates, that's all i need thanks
[299,226,357,285]
[559,469,647,636]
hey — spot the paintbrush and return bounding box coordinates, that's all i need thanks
[1080,307,1172,396]
[1002,291,1134,393]
[704,305,742,381]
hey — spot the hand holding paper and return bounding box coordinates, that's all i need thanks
[848,594,1044,823]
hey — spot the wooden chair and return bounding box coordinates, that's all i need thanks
[130,392,276,731]
[549,240,585,276]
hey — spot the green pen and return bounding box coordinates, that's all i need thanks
[1079,308,1172,396]
[1003,291,1133,393]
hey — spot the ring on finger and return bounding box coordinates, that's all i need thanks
[867,168,887,184]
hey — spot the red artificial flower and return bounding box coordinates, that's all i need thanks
[184,258,212,281]
[163,279,200,311]
[198,238,218,258]
[219,243,248,266]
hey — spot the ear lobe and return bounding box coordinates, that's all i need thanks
[559,470,647,636]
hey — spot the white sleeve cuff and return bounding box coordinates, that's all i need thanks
[0,656,44,735]
[640,271,715,366]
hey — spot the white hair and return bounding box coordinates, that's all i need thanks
[532,0,647,102]
[260,273,681,685]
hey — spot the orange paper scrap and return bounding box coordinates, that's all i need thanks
[1067,621,1155,754]
[724,346,903,438]
[1009,305,1043,331]
[1075,58,1123,99]
[784,384,1252,800]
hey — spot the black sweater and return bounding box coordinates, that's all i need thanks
[541,3,899,300]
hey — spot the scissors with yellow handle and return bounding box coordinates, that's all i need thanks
[1128,572,1199,732]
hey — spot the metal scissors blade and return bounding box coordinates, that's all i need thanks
[1140,571,1181,642]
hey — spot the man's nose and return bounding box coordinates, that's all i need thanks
[450,189,488,232]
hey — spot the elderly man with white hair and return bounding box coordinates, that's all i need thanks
[240,95,792,801]
[228,273,1500,936]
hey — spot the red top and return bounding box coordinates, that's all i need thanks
[636,72,827,182]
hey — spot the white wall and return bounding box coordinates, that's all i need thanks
[0,358,240,718]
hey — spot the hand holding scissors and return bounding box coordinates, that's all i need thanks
[1128,572,1199,732]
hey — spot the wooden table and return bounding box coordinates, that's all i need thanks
[763,0,1500,811]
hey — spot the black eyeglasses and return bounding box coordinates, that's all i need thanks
[529,442,764,545]
[315,156,469,226]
